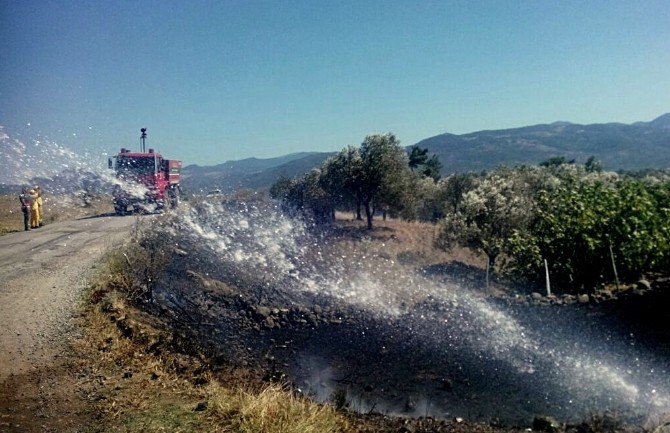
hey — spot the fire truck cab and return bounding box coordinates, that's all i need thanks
[109,129,181,215]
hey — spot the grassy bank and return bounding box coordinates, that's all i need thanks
[80,211,662,433]
[81,241,351,433]
[79,215,514,433]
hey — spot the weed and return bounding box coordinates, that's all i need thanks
[207,382,348,433]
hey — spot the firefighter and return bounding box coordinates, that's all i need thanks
[28,189,40,228]
[34,185,43,226]
[18,188,31,231]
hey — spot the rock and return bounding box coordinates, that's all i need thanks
[263,317,277,329]
[531,292,544,301]
[256,306,271,319]
[578,294,590,304]
[533,415,561,432]
[637,279,652,291]
[194,401,207,412]
[305,313,318,325]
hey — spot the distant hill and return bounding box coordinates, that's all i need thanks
[415,113,670,174]
[181,152,335,193]
[180,114,670,193]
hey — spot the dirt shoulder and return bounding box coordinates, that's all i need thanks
[0,215,137,431]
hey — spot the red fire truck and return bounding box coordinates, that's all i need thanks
[109,128,181,215]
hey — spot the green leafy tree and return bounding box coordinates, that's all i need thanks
[320,146,364,220]
[540,156,576,167]
[436,170,535,271]
[270,170,334,223]
[359,133,411,229]
[440,173,475,213]
[507,178,670,291]
[408,146,429,170]
[269,176,296,200]
[421,155,443,181]
[584,156,603,173]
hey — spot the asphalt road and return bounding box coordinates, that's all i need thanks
[0,215,137,382]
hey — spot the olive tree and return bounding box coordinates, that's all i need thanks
[436,169,536,273]
[358,133,411,229]
[320,146,364,220]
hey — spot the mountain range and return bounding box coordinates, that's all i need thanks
[181,113,670,193]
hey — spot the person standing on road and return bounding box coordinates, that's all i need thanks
[18,188,31,231]
[28,189,40,229]
[34,185,44,226]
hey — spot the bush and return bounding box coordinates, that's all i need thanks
[506,178,670,291]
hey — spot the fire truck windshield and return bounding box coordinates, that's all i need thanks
[116,156,155,176]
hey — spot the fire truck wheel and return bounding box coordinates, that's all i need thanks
[169,187,179,209]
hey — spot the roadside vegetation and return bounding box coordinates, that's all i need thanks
[271,134,670,293]
[81,211,664,433]
[83,229,351,433]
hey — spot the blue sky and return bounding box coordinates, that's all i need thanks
[1,0,669,166]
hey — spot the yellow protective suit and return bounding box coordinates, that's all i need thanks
[36,193,43,226]
[29,190,39,228]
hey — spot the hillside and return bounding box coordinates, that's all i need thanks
[181,152,335,193]
[416,113,670,174]
[181,114,670,193]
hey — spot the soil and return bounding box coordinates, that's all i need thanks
[0,214,137,431]
[136,214,670,429]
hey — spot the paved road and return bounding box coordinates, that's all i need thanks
[0,215,137,382]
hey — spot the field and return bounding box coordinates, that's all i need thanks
[0,193,113,235]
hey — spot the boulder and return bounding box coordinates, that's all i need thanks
[637,279,652,291]
[256,306,271,319]
[263,317,277,329]
[531,292,544,301]
[578,294,590,304]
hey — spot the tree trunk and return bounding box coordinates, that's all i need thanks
[487,254,497,285]
[364,201,373,230]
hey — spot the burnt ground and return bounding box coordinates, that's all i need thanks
[134,225,670,430]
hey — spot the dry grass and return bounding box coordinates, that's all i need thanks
[0,193,113,235]
[333,212,485,270]
[207,382,348,433]
[80,245,351,433]
[81,297,213,432]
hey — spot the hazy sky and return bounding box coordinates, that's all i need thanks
[1,0,669,166]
